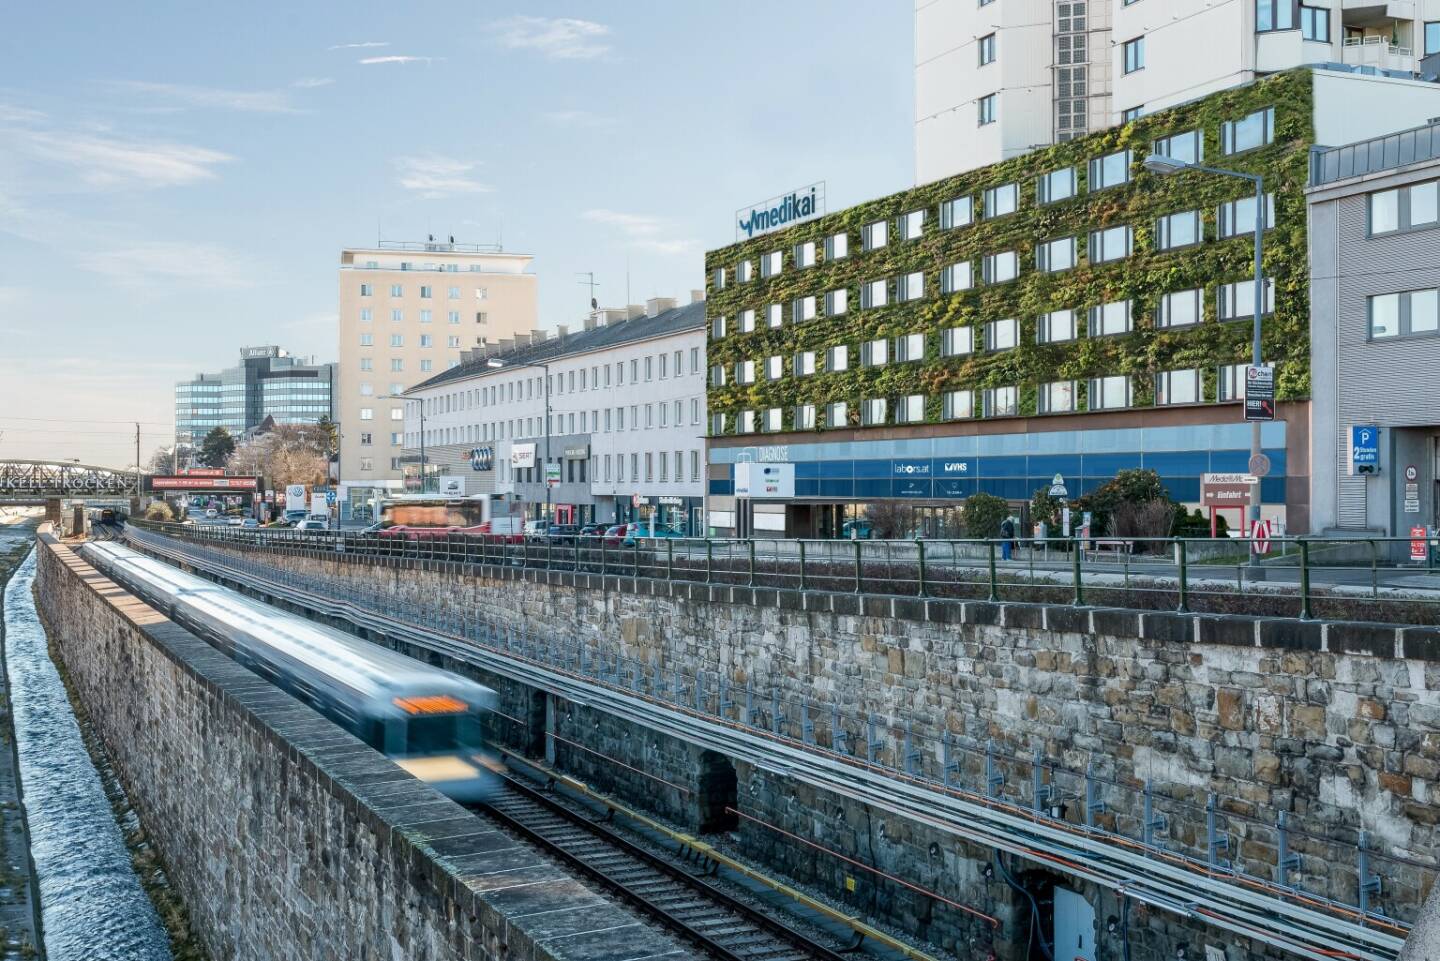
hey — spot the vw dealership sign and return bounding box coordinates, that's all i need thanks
[736,183,825,240]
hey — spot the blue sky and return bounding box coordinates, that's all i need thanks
[0,1,911,466]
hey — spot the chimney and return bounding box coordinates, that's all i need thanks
[530,329,547,342]
[645,297,678,318]
[690,289,704,304]
[583,315,598,331]
[556,324,568,339]
[626,304,645,319]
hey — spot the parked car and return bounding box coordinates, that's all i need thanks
[543,524,581,544]
[226,517,244,527]
[602,524,631,546]
[841,520,873,540]
[623,525,687,547]
[522,520,549,537]
[578,523,606,537]
[204,507,218,519]
[241,518,259,529]
[295,518,329,533]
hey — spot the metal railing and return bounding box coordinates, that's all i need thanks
[135,521,1440,625]
[119,524,1436,937]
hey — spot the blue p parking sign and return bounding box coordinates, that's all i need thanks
[1352,425,1379,474]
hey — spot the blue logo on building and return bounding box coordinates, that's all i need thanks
[736,183,824,240]
[470,446,495,472]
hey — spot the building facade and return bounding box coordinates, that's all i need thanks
[917,0,1440,183]
[707,68,1440,539]
[174,346,334,449]
[1309,118,1440,540]
[336,241,538,520]
[402,296,708,532]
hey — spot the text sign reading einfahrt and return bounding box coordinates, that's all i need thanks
[736,183,825,241]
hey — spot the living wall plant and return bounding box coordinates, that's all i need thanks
[705,69,1315,434]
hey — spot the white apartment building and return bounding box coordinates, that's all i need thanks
[336,240,537,521]
[916,0,1440,183]
[401,295,709,533]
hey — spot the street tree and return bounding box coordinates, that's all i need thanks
[198,427,235,468]
[229,423,329,488]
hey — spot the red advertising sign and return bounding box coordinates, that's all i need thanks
[1412,527,1428,562]
[149,476,259,490]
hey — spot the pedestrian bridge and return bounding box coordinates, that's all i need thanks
[0,460,138,504]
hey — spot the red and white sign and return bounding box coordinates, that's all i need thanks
[1411,527,1428,562]
[1250,519,1271,555]
[150,476,259,490]
[179,468,226,477]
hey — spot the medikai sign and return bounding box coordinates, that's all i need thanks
[736,183,824,241]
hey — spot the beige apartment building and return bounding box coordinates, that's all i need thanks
[336,240,537,520]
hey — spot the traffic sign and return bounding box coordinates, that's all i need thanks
[325,490,336,506]
[1048,473,1069,498]
[1249,453,1271,478]
[1412,527,1429,562]
[1404,465,1420,513]
[545,463,561,486]
[1250,519,1271,555]
[1351,425,1379,474]
[1245,365,1275,421]
[1201,473,1258,508]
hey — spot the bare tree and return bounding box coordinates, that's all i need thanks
[229,424,329,488]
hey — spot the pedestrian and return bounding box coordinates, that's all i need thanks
[1000,516,1015,561]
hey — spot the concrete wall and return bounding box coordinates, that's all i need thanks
[32,533,689,961]
[167,539,1440,960]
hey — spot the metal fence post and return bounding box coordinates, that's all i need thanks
[854,539,863,594]
[667,539,674,581]
[798,540,807,592]
[987,540,998,602]
[705,539,713,583]
[1072,540,1084,607]
[1299,539,1313,620]
[916,538,927,598]
[748,539,756,587]
[1176,539,1189,614]
[1369,539,1378,599]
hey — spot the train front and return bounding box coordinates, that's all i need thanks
[384,686,504,803]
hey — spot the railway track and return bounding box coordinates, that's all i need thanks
[476,771,852,961]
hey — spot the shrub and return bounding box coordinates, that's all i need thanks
[962,492,1010,539]
[144,502,175,522]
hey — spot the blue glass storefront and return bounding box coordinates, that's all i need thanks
[710,422,1288,505]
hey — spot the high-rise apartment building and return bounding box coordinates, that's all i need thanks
[916,0,1440,183]
[175,346,334,448]
[336,240,537,518]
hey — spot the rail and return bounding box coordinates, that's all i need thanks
[120,524,1434,959]
[135,521,1440,625]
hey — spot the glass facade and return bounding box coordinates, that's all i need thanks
[710,422,1288,505]
[175,347,334,447]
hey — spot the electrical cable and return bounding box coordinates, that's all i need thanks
[993,849,1053,961]
[1121,892,1132,961]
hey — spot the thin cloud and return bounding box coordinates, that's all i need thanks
[360,55,441,66]
[495,16,612,60]
[112,80,300,114]
[85,241,258,290]
[395,156,491,198]
[291,77,335,89]
[582,209,698,257]
[3,113,232,190]
[328,41,390,50]
[542,110,614,129]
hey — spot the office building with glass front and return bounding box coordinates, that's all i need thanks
[704,68,1440,538]
[175,346,335,448]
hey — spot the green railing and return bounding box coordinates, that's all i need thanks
[128,520,1440,625]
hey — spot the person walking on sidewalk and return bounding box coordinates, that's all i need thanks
[1000,517,1015,561]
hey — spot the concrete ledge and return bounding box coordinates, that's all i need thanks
[1141,611,1195,645]
[1197,615,1258,647]
[1328,622,1400,658]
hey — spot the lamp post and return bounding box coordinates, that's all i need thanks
[1144,154,1266,563]
[380,395,425,494]
[487,358,551,523]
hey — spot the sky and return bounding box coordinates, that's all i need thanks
[0,1,912,467]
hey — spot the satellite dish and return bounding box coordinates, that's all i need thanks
[449,235,455,243]
[591,298,598,310]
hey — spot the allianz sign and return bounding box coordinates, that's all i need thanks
[736,182,825,240]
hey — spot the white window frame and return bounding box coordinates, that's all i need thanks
[1157,289,1202,328]
[941,327,974,357]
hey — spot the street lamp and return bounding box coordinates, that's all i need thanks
[486,357,552,524]
[379,395,425,494]
[1144,154,1266,561]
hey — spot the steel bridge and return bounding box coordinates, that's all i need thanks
[0,460,139,503]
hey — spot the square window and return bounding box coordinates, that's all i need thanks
[1152,129,1203,166]
[1037,236,1076,273]
[983,251,1019,284]
[826,288,848,316]
[899,209,925,240]
[825,232,848,260]
[1157,288,1202,328]
[1222,107,1275,155]
[984,183,1018,217]
[979,93,997,125]
[1089,225,1133,263]
[943,390,974,420]
[978,33,996,65]
[1157,369,1201,406]
[1156,210,1201,250]
[1038,309,1076,343]
[942,261,973,293]
[942,327,974,357]
[1039,380,1076,413]
[1089,149,1132,190]
[1122,36,1144,74]
[862,220,888,250]
[826,401,848,428]
[861,278,889,309]
[987,318,1019,351]
[984,386,1017,417]
[1038,168,1077,204]
[795,241,817,268]
[1089,375,1132,410]
[940,196,974,228]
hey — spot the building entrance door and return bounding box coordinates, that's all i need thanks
[1052,887,1097,961]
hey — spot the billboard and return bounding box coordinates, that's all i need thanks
[734,463,795,499]
[149,476,259,491]
[510,443,536,469]
[285,484,308,512]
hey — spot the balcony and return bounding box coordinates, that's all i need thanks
[1342,35,1417,73]
[1340,1,1416,25]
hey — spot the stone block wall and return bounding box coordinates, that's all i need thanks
[33,534,690,961]
[146,537,1440,959]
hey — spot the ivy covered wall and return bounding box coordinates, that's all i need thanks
[704,69,1315,434]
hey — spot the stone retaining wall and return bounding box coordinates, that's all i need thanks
[34,534,688,961]
[147,536,1440,960]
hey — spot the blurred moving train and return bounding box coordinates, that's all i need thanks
[80,541,502,801]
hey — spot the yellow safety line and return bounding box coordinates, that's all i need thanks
[493,744,946,961]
